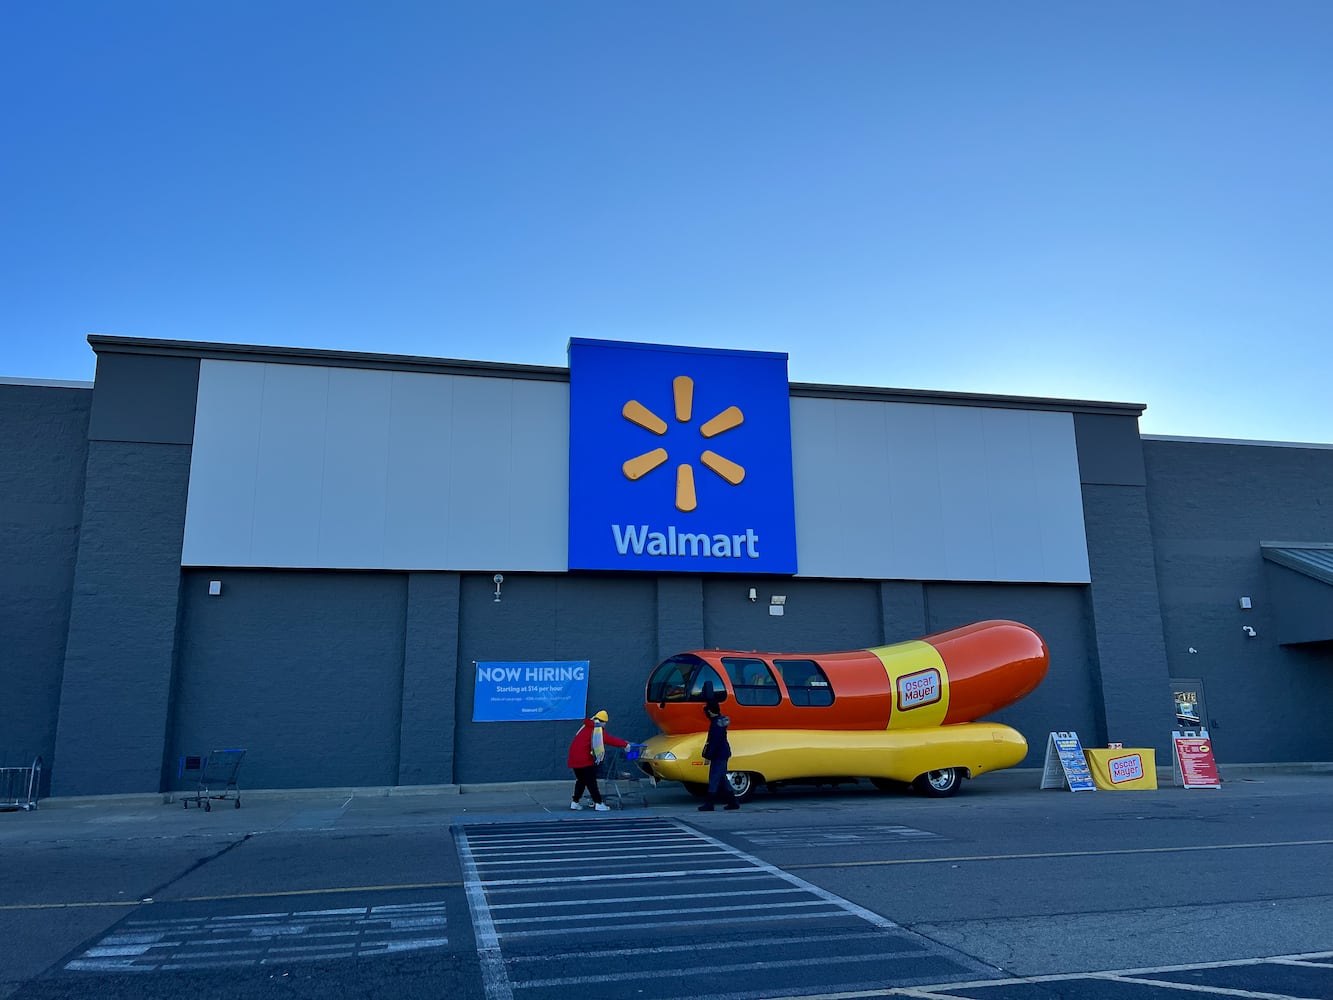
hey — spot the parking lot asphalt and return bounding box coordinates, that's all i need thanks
[4,763,1332,1000]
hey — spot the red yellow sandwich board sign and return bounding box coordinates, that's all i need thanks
[1172,730,1221,789]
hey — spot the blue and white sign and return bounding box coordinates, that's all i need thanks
[472,660,589,723]
[568,339,798,574]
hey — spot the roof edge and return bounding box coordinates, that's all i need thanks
[86,336,1148,415]
[1144,434,1333,450]
[87,335,570,383]
[1261,543,1333,587]
[0,376,95,389]
[790,380,1145,416]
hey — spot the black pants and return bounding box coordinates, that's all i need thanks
[572,765,602,804]
[706,757,737,805]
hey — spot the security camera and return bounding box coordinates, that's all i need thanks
[1241,626,1257,637]
[493,574,504,584]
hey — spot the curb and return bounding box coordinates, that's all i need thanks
[25,764,1333,809]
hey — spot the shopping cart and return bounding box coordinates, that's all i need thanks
[0,755,41,811]
[182,749,246,811]
[596,744,650,809]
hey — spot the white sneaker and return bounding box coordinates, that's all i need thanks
[570,801,582,810]
[593,803,610,812]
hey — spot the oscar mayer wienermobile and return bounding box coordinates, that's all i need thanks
[639,619,1049,800]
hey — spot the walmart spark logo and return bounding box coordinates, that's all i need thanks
[621,375,745,512]
[566,338,797,574]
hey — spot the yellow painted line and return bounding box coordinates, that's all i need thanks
[0,879,464,912]
[785,838,1333,871]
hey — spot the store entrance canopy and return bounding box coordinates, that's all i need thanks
[1260,542,1333,645]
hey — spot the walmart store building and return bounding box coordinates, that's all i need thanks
[4,336,1332,798]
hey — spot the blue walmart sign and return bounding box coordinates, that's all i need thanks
[568,339,798,574]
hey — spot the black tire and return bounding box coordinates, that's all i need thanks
[913,767,963,797]
[682,782,709,798]
[870,778,910,794]
[726,771,761,803]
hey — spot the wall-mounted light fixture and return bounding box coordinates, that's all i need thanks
[208,580,222,597]
[493,574,504,603]
[748,588,757,603]
[1239,597,1252,610]
[769,595,786,617]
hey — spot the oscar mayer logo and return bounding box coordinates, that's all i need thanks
[1110,754,1144,783]
[621,375,745,512]
[897,668,942,710]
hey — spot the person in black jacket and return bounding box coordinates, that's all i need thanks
[699,697,739,812]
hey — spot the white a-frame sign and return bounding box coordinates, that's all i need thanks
[1040,731,1097,791]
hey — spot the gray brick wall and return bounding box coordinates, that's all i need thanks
[454,573,659,783]
[1081,484,1175,752]
[169,570,408,790]
[398,572,461,786]
[0,385,91,794]
[1144,439,1333,762]
[52,441,192,794]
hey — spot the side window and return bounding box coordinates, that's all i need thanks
[774,659,835,707]
[687,665,726,702]
[721,657,781,707]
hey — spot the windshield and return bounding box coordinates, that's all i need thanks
[646,655,726,705]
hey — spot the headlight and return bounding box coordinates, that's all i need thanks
[653,751,677,761]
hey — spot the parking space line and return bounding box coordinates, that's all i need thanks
[776,950,1333,999]
[1097,973,1321,997]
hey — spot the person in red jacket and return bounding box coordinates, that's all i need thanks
[567,710,629,811]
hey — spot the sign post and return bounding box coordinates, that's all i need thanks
[1172,729,1222,789]
[1040,731,1096,791]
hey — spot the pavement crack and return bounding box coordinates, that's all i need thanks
[138,832,253,902]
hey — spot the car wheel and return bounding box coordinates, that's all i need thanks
[913,767,963,797]
[726,770,760,803]
[682,782,709,798]
[870,778,910,794]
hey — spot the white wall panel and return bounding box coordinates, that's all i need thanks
[184,361,568,571]
[185,359,1087,581]
[383,371,453,568]
[791,397,1090,582]
[182,361,263,563]
[249,364,328,567]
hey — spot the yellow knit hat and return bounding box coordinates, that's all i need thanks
[593,710,609,723]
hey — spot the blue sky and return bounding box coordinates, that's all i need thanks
[3,2,1330,442]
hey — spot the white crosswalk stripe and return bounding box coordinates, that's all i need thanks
[64,901,449,971]
[455,816,993,1000]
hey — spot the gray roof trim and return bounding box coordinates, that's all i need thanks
[789,381,1145,416]
[87,335,570,383]
[1145,434,1333,450]
[87,336,1147,416]
[0,375,95,389]
[1261,542,1333,587]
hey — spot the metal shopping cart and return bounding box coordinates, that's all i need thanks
[182,749,246,811]
[0,755,41,811]
[596,744,650,809]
